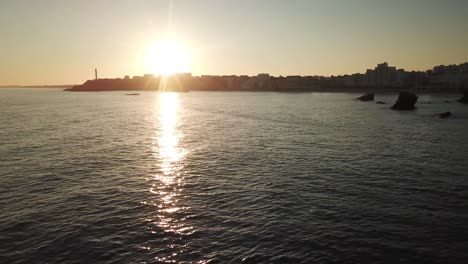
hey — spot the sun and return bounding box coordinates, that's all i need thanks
[145,39,191,76]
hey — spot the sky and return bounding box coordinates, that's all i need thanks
[0,0,467,85]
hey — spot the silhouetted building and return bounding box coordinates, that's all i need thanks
[363,62,398,88]
[67,62,467,92]
[427,63,468,91]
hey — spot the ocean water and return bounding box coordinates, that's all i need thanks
[1,88,468,264]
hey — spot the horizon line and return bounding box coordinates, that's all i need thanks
[2,60,467,87]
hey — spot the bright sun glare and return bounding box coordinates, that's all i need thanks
[145,39,191,76]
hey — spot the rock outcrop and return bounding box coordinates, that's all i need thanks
[435,112,452,118]
[391,92,418,110]
[458,91,468,104]
[356,93,374,101]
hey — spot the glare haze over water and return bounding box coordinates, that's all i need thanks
[1,88,468,263]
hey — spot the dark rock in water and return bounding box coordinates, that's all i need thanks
[391,92,418,110]
[435,112,452,118]
[458,91,468,104]
[125,93,140,96]
[376,101,386,104]
[356,93,374,101]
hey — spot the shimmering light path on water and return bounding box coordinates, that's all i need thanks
[1,89,468,263]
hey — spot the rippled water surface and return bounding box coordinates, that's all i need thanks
[1,88,468,263]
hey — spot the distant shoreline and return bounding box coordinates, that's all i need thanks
[0,86,462,95]
[63,61,468,93]
[64,87,463,94]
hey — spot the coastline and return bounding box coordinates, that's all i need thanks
[63,86,464,94]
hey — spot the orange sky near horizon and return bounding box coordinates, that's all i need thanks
[0,0,467,85]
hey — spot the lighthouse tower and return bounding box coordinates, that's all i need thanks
[95,68,98,80]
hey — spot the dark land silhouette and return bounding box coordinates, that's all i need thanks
[66,62,468,93]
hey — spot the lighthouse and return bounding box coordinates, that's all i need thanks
[95,68,98,80]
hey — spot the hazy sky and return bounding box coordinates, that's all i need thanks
[1,0,467,85]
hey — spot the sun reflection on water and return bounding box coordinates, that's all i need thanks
[152,92,188,228]
[147,92,195,262]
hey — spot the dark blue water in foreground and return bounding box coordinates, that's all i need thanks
[1,88,468,263]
